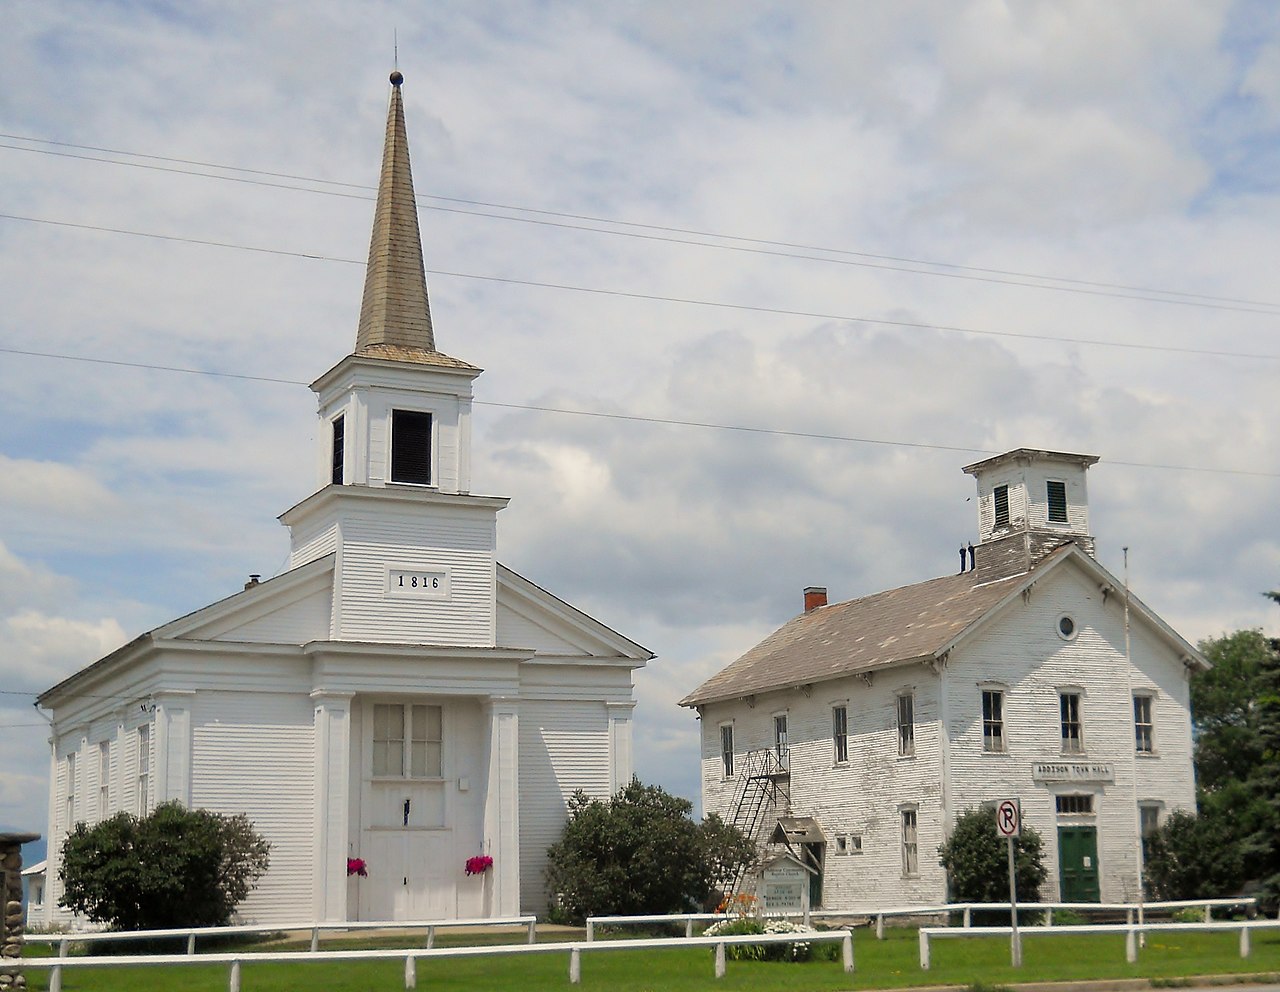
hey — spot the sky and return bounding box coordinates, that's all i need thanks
[2,1,1278,859]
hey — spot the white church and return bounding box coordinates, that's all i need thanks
[683,448,1206,908]
[36,71,651,925]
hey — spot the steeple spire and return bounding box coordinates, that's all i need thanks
[355,70,437,355]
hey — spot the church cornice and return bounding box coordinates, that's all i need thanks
[279,483,510,527]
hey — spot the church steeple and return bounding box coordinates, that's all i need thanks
[355,70,437,357]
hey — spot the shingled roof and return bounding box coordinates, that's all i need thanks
[353,72,474,372]
[679,553,1062,708]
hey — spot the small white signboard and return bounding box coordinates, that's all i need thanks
[758,853,814,923]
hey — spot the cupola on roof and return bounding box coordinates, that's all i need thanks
[353,71,474,372]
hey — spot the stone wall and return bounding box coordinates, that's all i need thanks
[0,833,39,992]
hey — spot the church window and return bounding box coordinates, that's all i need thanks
[1046,480,1068,523]
[774,713,789,766]
[98,741,110,819]
[993,484,1010,527]
[65,750,77,830]
[331,415,345,485]
[1060,692,1083,753]
[897,693,915,757]
[390,409,433,485]
[373,703,443,778]
[136,725,150,815]
[1134,694,1154,753]
[833,705,848,764]
[982,689,1005,752]
[720,724,734,778]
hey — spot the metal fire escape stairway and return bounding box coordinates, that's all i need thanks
[719,748,791,896]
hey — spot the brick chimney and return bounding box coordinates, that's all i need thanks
[803,586,827,613]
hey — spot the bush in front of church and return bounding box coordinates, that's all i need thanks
[59,801,271,931]
[545,778,755,925]
[938,807,1046,922]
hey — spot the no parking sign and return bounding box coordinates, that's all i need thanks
[997,798,1021,838]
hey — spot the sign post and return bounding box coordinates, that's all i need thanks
[996,798,1022,967]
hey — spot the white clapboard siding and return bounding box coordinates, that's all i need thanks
[518,701,611,916]
[191,691,314,924]
[289,520,339,570]
[944,564,1196,903]
[337,509,496,645]
[496,604,588,656]
[210,583,334,644]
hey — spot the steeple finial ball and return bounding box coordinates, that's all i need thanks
[390,70,404,87]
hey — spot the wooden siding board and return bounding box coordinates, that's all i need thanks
[191,692,315,924]
[517,701,611,916]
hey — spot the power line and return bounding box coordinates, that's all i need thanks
[2,345,1277,479]
[5,135,1280,316]
[4,212,1278,364]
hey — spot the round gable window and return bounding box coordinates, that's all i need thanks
[1057,615,1077,640]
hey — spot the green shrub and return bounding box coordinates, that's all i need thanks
[702,917,830,961]
[59,801,270,931]
[544,779,755,925]
[938,807,1046,926]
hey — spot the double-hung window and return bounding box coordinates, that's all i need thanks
[136,725,150,815]
[901,808,919,876]
[982,689,1005,752]
[1060,692,1083,753]
[774,714,789,767]
[720,724,735,778]
[897,693,915,757]
[97,741,110,819]
[1134,694,1154,753]
[833,705,849,764]
[373,703,443,778]
[65,750,77,830]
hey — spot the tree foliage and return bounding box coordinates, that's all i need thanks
[1143,809,1244,901]
[1173,593,1280,908]
[60,801,271,930]
[544,778,755,924]
[937,807,1046,906]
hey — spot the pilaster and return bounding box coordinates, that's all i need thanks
[312,690,355,922]
[482,697,520,916]
[153,691,195,807]
[606,702,636,794]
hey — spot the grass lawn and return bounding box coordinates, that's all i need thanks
[18,926,1280,992]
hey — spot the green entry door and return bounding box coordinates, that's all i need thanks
[1058,826,1101,902]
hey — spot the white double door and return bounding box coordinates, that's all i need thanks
[359,781,455,920]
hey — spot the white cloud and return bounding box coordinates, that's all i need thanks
[0,1,1277,831]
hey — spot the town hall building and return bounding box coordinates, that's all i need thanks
[682,448,1206,908]
[36,71,651,926]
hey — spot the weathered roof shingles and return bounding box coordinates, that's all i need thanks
[679,566,1032,707]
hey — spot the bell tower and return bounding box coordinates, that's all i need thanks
[961,448,1099,581]
[280,71,509,646]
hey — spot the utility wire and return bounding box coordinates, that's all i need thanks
[2,345,1277,478]
[3,213,1278,364]
[5,136,1280,315]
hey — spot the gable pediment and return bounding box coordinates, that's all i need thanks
[497,564,652,664]
[157,555,335,645]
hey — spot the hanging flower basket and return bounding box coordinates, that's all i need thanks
[464,855,493,876]
[347,857,368,877]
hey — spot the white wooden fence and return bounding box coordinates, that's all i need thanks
[21,929,854,991]
[587,898,1256,941]
[918,918,1280,970]
[26,914,537,955]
